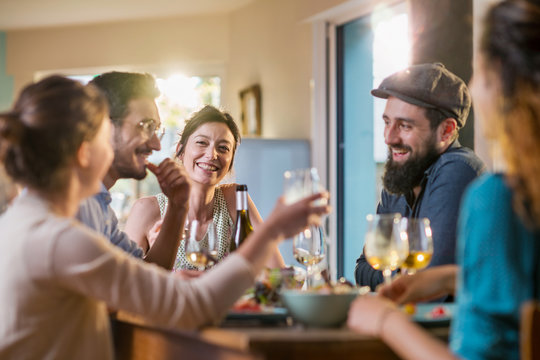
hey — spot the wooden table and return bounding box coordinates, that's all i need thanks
[113,312,449,360]
[201,323,449,360]
[112,316,261,360]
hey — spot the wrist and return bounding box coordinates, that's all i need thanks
[166,201,189,214]
[377,307,397,338]
[447,267,458,294]
[258,219,283,243]
[441,265,457,295]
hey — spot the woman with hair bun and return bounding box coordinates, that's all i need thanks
[0,76,329,359]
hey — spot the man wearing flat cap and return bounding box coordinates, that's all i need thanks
[355,63,486,290]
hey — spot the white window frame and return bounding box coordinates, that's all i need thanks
[308,0,405,280]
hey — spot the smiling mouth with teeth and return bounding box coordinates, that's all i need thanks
[197,162,219,171]
[137,153,151,162]
[390,147,411,161]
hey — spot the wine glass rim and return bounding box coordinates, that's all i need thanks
[366,213,402,221]
[186,220,217,243]
[284,167,319,178]
[401,217,431,226]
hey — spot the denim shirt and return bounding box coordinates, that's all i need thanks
[77,184,144,258]
[355,141,486,289]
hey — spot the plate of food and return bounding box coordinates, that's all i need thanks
[405,303,456,327]
[224,267,301,325]
[226,305,289,324]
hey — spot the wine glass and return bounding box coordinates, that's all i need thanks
[184,220,219,271]
[283,168,327,288]
[283,168,327,206]
[364,213,408,284]
[293,225,326,288]
[400,217,433,275]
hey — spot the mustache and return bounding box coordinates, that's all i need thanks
[135,147,153,155]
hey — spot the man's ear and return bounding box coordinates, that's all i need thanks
[77,141,91,168]
[439,118,457,142]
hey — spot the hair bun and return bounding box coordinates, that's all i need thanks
[0,111,24,158]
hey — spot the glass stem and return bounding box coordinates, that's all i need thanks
[406,268,417,276]
[382,268,392,284]
[306,265,313,289]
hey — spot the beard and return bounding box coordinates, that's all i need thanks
[111,132,150,181]
[111,149,148,180]
[382,139,440,195]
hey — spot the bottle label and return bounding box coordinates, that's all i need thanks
[236,190,248,211]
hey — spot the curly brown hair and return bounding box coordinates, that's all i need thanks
[481,0,540,228]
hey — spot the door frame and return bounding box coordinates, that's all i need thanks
[309,0,404,280]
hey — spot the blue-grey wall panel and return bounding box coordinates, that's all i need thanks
[234,138,311,266]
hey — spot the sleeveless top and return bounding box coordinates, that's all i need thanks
[156,187,234,271]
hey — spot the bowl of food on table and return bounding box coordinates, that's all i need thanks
[280,279,369,328]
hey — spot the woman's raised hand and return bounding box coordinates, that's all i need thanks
[377,265,458,305]
[264,192,331,240]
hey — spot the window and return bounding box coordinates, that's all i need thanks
[372,10,410,197]
[330,3,410,280]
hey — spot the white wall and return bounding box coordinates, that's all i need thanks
[6,15,230,90]
[223,0,351,138]
[225,0,311,138]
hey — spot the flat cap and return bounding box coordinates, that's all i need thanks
[371,63,471,128]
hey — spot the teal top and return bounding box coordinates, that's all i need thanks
[450,174,540,360]
[156,186,234,271]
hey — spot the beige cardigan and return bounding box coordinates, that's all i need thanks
[0,192,255,360]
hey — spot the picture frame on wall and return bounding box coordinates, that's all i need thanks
[239,84,261,136]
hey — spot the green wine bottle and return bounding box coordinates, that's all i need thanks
[229,184,253,253]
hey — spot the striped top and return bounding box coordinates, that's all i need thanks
[156,186,234,270]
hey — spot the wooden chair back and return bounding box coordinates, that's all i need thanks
[521,300,540,360]
[112,319,262,360]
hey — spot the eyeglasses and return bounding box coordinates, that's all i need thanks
[137,119,165,141]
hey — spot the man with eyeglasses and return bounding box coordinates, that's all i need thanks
[77,71,190,270]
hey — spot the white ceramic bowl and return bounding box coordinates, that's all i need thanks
[280,290,360,327]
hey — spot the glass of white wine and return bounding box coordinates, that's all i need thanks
[293,226,326,288]
[364,213,408,284]
[184,220,219,271]
[284,168,327,288]
[400,217,433,275]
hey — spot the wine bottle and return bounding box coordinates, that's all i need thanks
[229,184,254,253]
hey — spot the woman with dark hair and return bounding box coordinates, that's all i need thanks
[347,1,540,359]
[125,105,284,271]
[0,76,329,359]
